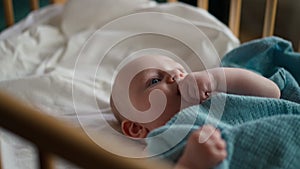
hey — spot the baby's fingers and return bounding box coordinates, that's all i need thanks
[208,129,226,149]
[214,148,227,162]
[215,138,227,150]
[198,125,217,143]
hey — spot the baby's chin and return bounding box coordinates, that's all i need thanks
[179,99,193,110]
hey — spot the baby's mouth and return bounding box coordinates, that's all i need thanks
[177,86,181,96]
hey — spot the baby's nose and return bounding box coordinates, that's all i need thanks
[167,70,185,83]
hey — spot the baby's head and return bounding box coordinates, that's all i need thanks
[110,55,186,138]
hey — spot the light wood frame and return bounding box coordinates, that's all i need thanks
[3,0,278,39]
[0,0,290,169]
[167,0,278,39]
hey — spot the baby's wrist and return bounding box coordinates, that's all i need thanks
[208,71,218,92]
[176,154,194,169]
[176,155,208,169]
[208,68,225,93]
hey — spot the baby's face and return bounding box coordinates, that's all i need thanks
[129,56,186,130]
[112,55,186,131]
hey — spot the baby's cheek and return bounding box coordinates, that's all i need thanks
[162,95,180,118]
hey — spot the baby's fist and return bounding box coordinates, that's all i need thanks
[177,125,227,169]
[178,71,216,108]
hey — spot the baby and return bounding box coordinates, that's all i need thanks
[110,55,280,169]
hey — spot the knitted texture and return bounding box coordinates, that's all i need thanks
[147,94,300,169]
[146,37,300,169]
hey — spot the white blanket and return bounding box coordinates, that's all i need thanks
[0,1,239,168]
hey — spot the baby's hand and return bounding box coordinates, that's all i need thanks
[178,71,217,107]
[176,125,227,169]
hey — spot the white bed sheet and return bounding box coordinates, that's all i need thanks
[0,1,239,168]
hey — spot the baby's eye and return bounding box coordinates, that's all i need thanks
[150,78,161,86]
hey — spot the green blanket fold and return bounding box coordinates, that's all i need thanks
[146,94,300,169]
[146,37,300,169]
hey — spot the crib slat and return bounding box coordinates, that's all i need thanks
[0,91,172,169]
[0,141,2,169]
[229,0,242,38]
[197,0,209,10]
[262,0,277,37]
[39,151,54,169]
[50,0,67,4]
[30,0,39,10]
[167,0,177,3]
[3,0,15,27]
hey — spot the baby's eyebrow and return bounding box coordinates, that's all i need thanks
[137,69,160,84]
[133,71,151,89]
[133,70,151,83]
[141,70,157,80]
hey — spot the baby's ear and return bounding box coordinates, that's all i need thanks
[121,120,149,138]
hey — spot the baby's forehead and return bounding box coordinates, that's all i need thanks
[114,55,184,83]
[132,68,159,80]
[132,55,173,64]
[128,55,181,68]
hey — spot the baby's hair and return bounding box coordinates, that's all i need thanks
[110,55,148,124]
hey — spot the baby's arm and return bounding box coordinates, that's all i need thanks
[178,67,280,104]
[175,125,227,169]
[209,67,280,98]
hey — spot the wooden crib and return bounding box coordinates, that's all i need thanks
[0,0,293,169]
[3,0,278,39]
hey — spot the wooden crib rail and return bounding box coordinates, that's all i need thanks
[0,91,173,169]
[0,141,2,169]
[263,0,278,37]
[30,0,39,10]
[197,0,209,10]
[2,0,67,27]
[167,0,278,39]
[229,0,242,38]
[3,0,14,27]
[3,0,278,39]
[167,0,209,10]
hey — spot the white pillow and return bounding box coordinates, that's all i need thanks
[60,2,240,112]
[61,0,155,36]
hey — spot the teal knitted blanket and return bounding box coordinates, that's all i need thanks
[146,37,300,169]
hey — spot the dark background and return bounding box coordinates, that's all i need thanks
[0,0,50,31]
[1,0,299,49]
[0,0,230,32]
